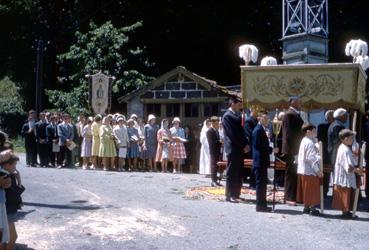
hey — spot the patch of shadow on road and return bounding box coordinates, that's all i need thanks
[71,200,88,204]
[16,210,36,220]
[23,202,101,211]
[167,188,185,196]
[319,213,369,222]
[227,244,239,250]
[15,243,36,250]
[272,209,302,216]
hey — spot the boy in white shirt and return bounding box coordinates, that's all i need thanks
[332,129,363,219]
[296,123,323,216]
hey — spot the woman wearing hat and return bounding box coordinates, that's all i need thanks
[127,119,140,170]
[99,116,117,170]
[143,114,159,172]
[156,119,172,172]
[91,115,102,169]
[170,117,187,173]
[113,116,129,171]
[81,117,93,169]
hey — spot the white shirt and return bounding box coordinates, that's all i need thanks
[297,137,321,176]
[333,144,358,188]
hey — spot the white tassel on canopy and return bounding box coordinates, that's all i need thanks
[345,39,369,71]
[239,44,258,65]
[355,55,369,71]
[260,56,278,66]
[345,39,368,59]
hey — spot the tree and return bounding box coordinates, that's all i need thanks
[0,76,26,136]
[0,77,25,115]
[47,21,154,117]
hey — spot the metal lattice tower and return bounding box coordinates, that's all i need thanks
[281,0,329,64]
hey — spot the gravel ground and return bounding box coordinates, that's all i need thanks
[13,154,369,250]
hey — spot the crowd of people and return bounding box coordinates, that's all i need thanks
[6,95,369,223]
[220,96,367,218]
[0,131,24,249]
[21,110,198,173]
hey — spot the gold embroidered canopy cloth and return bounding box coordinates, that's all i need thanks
[241,63,367,112]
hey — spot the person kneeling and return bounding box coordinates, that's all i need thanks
[296,123,323,216]
[252,111,278,212]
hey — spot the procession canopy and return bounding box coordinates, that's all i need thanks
[241,63,367,112]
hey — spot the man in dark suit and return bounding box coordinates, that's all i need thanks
[317,110,334,196]
[35,112,49,167]
[57,113,74,168]
[328,108,347,168]
[282,96,304,205]
[21,110,38,167]
[243,110,258,188]
[207,116,222,187]
[252,111,278,212]
[222,97,249,203]
[46,115,59,167]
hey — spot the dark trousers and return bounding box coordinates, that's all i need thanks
[210,157,219,183]
[25,143,37,166]
[243,168,256,188]
[49,145,58,167]
[225,152,243,199]
[284,154,297,202]
[253,166,268,207]
[58,145,72,167]
[323,172,330,196]
[274,169,285,187]
[37,143,49,167]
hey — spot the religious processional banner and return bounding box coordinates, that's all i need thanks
[241,63,367,112]
[88,72,113,115]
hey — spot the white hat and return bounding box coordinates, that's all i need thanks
[333,108,347,119]
[130,114,138,119]
[117,115,126,122]
[324,110,334,121]
[148,114,156,122]
[172,117,181,124]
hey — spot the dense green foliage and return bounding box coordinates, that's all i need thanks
[47,21,154,117]
[0,0,368,115]
[0,77,25,115]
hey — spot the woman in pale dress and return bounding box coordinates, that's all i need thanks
[81,117,93,170]
[199,119,211,175]
[91,115,102,169]
[99,116,117,171]
[156,119,172,173]
[113,115,129,171]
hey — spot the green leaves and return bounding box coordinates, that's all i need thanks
[0,76,25,115]
[48,20,154,117]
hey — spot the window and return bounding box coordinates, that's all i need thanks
[146,104,161,117]
[166,104,180,117]
[185,103,199,117]
[204,103,219,117]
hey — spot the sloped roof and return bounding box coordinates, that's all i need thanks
[117,66,235,103]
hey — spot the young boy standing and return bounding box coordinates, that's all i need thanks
[296,123,323,216]
[332,129,363,219]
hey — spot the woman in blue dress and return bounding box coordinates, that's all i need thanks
[143,114,159,171]
[127,119,139,171]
